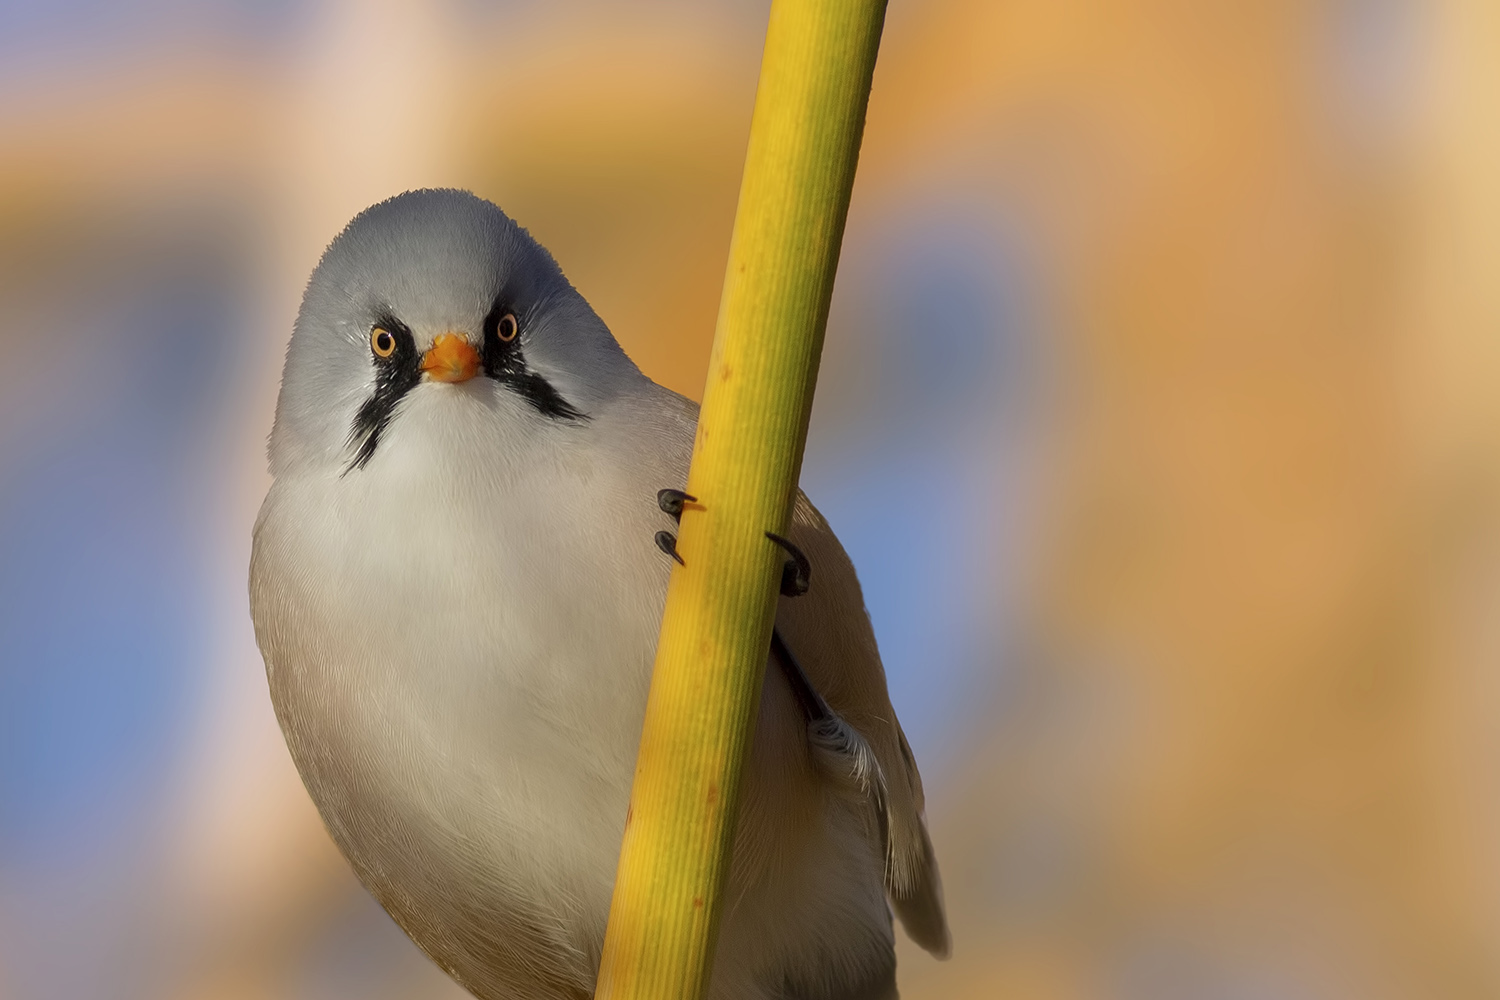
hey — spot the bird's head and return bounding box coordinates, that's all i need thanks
[269,189,639,477]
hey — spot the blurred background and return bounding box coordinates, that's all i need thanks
[2,0,1498,997]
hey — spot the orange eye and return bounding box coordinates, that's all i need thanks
[371,327,396,358]
[497,313,518,342]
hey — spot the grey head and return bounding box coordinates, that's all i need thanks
[269,188,642,477]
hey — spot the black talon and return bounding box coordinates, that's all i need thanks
[657,489,697,523]
[765,531,811,597]
[655,530,685,566]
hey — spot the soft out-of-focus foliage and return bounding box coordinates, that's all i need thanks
[1,1,1498,998]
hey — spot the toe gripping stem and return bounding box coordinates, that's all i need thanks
[657,489,695,523]
[652,492,811,603]
[654,531,684,566]
[765,532,810,598]
[654,489,696,566]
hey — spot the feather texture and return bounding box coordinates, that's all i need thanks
[777,493,951,957]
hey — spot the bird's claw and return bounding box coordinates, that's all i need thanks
[765,532,811,597]
[653,496,806,588]
[657,489,697,523]
[656,490,695,566]
[655,530,685,566]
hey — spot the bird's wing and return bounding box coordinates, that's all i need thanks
[775,490,950,957]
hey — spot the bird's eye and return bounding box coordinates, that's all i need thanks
[497,313,518,343]
[371,327,397,358]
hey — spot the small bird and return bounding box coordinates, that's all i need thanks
[250,189,947,1000]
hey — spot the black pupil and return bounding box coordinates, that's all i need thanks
[501,316,515,339]
[376,331,392,353]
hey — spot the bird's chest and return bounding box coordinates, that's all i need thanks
[253,457,673,987]
[274,462,666,781]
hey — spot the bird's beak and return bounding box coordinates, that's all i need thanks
[422,333,481,383]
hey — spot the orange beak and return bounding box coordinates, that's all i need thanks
[421,333,481,383]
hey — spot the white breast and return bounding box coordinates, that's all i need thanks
[251,382,687,997]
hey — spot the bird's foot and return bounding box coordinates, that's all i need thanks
[657,489,697,523]
[765,532,811,597]
[655,530,685,566]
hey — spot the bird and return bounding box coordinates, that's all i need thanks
[249,188,948,1000]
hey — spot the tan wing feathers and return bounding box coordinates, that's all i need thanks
[775,491,950,957]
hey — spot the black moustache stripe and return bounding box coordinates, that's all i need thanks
[483,353,587,422]
[346,318,421,473]
[480,300,588,423]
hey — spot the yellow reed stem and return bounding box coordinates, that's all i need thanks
[592,2,887,998]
